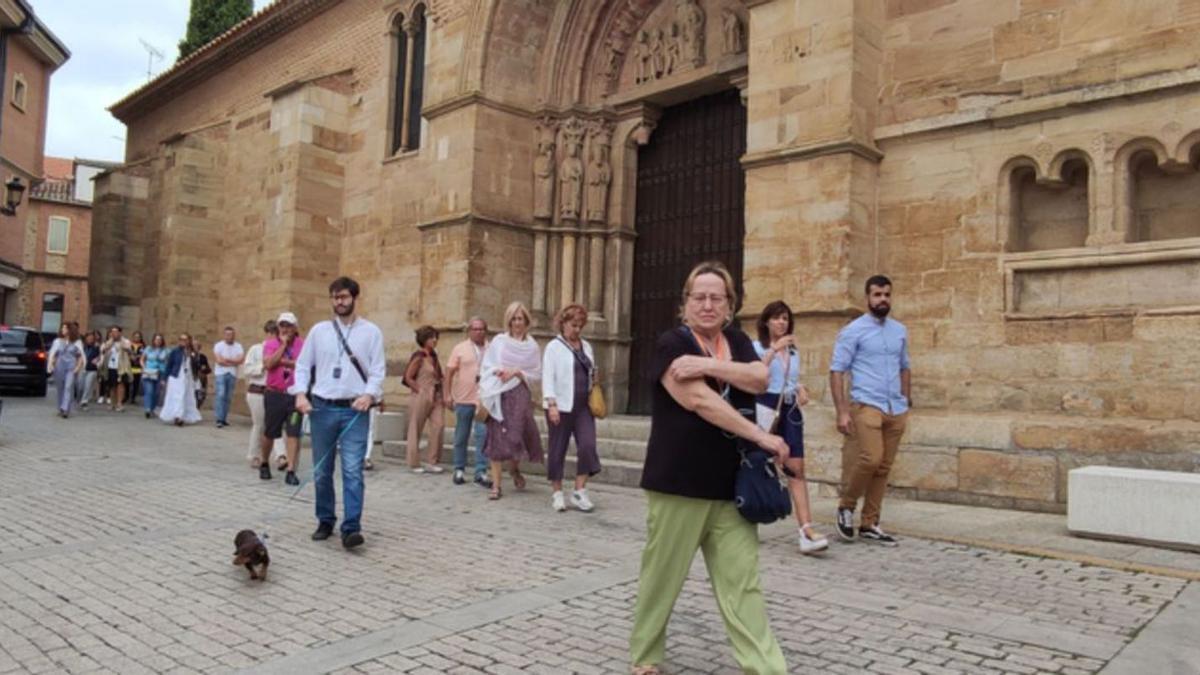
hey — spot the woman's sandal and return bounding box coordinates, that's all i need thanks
[513,471,526,491]
[631,666,661,675]
[488,485,502,500]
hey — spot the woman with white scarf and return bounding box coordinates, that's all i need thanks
[159,333,203,426]
[478,301,544,500]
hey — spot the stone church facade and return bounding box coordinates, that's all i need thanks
[91,0,1200,511]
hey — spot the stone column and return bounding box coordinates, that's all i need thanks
[399,16,419,152]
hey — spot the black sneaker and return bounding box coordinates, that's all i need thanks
[474,474,493,489]
[453,469,466,485]
[836,508,856,541]
[259,465,272,480]
[342,531,364,549]
[311,523,334,541]
[859,524,898,546]
[285,471,299,486]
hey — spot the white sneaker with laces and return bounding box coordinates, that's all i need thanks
[551,491,567,512]
[570,489,595,512]
[798,523,829,554]
[422,463,444,474]
[410,466,426,474]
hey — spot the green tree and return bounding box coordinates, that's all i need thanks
[177,0,254,60]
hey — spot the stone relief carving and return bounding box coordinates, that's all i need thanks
[533,118,557,221]
[676,0,705,67]
[627,0,708,86]
[558,119,585,221]
[721,8,744,55]
[586,121,614,224]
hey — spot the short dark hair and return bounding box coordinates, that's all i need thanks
[263,319,277,334]
[865,275,892,294]
[756,300,794,349]
[415,324,439,347]
[329,276,360,298]
[224,326,235,332]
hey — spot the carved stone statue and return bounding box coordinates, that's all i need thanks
[634,30,653,84]
[721,9,744,55]
[558,121,585,221]
[650,28,666,79]
[664,23,681,76]
[533,119,556,220]
[586,123,613,223]
[676,0,705,67]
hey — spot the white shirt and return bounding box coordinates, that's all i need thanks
[290,316,386,401]
[107,347,120,369]
[213,340,244,377]
[541,336,594,413]
[242,343,266,386]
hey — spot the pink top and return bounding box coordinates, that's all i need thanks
[447,339,488,405]
[263,336,304,391]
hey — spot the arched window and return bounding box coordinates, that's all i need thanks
[389,5,427,155]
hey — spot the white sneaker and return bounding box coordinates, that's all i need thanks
[570,489,595,512]
[410,466,426,474]
[799,524,829,555]
[551,491,567,512]
[422,463,444,474]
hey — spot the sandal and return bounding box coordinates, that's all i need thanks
[488,485,502,500]
[632,666,661,675]
[513,470,526,491]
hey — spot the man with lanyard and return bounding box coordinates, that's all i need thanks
[293,276,386,550]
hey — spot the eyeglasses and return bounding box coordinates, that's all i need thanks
[687,293,728,306]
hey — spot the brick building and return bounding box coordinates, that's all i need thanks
[21,157,111,333]
[92,0,1200,511]
[0,0,69,325]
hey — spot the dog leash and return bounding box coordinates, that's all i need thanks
[259,405,374,541]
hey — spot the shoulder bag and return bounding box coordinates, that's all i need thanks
[678,326,791,524]
[557,337,606,419]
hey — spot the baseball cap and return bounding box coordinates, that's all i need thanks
[277,311,298,326]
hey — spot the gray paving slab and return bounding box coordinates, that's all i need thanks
[1100,581,1200,675]
[0,394,1193,674]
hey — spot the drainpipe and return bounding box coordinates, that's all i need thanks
[0,0,36,151]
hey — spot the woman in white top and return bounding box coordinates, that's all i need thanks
[48,321,84,418]
[541,304,601,513]
[478,301,544,500]
[242,320,277,466]
[159,333,203,426]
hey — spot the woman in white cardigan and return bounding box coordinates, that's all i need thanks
[541,304,602,513]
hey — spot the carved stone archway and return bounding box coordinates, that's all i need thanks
[479,0,750,412]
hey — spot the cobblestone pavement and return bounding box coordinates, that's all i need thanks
[0,394,1189,674]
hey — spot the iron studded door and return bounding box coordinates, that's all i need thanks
[627,89,746,414]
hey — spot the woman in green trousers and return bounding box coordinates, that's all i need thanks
[630,261,790,675]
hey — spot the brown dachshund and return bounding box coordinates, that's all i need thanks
[233,529,270,581]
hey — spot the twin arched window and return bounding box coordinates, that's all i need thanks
[390,5,427,154]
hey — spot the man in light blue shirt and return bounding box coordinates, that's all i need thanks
[830,275,912,546]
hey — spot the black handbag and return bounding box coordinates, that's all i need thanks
[734,442,793,524]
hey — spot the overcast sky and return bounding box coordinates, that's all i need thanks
[34,0,270,163]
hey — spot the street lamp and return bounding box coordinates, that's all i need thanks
[1,176,25,216]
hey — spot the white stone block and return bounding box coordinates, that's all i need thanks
[1068,466,1200,550]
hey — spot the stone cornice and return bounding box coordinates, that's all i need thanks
[109,0,340,123]
[422,91,537,121]
[740,139,884,170]
[876,65,1200,141]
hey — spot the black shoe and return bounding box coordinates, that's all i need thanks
[259,465,272,480]
[311,523,334,541]
[859,524,898,547]
[836,508,856,541]
[473,474,493,489]
[453,469,466,485]
[342,531,364,549]
[284,471,299,486]
[364,459,374,471]
[144,411,152,419]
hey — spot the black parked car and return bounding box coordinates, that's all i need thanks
[0,326,48,396]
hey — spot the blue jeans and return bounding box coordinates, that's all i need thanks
[214,372,236,423]
[310,403,369,534]
[452,404,489,477]
[142,377,160,413]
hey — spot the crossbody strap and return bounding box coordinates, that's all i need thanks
[331,320,369,383]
